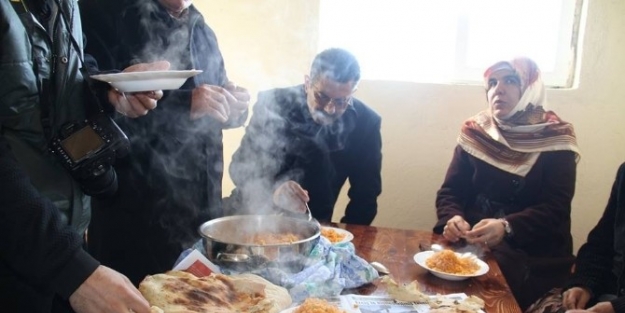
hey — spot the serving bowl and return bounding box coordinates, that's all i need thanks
[199,215,320,273]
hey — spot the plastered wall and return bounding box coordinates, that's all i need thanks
[195,0,625,252]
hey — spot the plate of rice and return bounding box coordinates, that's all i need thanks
[320,226,354,244]
[413,249,489,281]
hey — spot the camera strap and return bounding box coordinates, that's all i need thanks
[10,0,56,140]
[52,0,107,119]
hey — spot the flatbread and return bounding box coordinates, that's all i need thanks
[229,273,292,312]
[139,270,291,313]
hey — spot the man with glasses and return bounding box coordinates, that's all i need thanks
[228,48,382,225]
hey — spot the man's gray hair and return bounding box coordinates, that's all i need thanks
[310,48,361,83]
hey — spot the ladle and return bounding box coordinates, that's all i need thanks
[370,261,390,275]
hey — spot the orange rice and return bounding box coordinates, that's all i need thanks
[425,249,479,275]
[294,298,344,313]
[321,228,346,243]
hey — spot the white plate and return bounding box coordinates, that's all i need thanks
[90,70,202,92]
[321,226,354,244]
[413,250,489,281]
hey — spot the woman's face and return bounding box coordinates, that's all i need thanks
[486,69,523,119]
[158,0,192,16]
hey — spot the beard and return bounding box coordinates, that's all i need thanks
[311,110,338,125]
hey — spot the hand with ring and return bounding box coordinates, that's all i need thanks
[442,215,470,242]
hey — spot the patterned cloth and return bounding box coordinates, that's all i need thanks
[525,288,565,313]
[458,57,580,177]
[178,237,379,303]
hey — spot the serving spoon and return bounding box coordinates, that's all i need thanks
[370,261,390,275]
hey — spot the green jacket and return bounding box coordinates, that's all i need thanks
[0,0,90,235]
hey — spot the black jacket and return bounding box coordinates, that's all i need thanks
[564,162,625,313]
[229,85,382,225]
[435,145,577,310]
[80,0,243,284]
[0,137,99,312]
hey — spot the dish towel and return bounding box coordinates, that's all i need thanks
[176,237,379,302]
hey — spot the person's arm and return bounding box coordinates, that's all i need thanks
[0,137,151,312]
[434,145,474,233]
[341,114,382,225]
[0,137,99,298]
[564,163,625,297]
[504,150,576,247]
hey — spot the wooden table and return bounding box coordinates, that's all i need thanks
[336,223,522,313]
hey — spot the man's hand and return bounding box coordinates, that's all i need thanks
[224,81,250,122]
[69,265,150,313]
[442,215,470,242]
[108,60,170,118]
[273,180,309,213]
[563,287,593,310]
[190,81,250,122]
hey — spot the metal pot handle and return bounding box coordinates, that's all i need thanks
[216,252,250,263]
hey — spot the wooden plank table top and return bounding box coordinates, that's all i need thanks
[334,223,522,313]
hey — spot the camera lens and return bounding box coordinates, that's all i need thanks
[79,165,118,198]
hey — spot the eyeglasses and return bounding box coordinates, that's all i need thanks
[311,89,353,109]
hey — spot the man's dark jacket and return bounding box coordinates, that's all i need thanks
[1,0,99,311]
[80,0,244,284]
[564,162,625,313]
[229,85,382,225]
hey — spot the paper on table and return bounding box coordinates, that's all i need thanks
[285,294,484,313]
[172,249,221,277]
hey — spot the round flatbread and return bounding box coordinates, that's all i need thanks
[139,271,291,313]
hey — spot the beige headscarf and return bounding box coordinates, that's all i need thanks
[458,57,580,177]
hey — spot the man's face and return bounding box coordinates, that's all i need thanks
[486,69,522,119]
[158,0,192,16]
[304,75,357,125]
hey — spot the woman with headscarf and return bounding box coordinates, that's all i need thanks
[433,57,581,310]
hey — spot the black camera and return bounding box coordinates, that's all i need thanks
[49,114,129,197]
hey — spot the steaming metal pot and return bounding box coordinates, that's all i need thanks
[198,215,321,273]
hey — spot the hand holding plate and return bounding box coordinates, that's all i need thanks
[107,60,170,118]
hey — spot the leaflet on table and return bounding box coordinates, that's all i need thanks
[337,293,483,313]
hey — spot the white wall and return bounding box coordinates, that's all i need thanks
[195,0,625,252]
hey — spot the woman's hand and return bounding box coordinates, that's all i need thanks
[563,287,592,310]
[108,60,170,118]
[442,215,470,242]
[566,301,614,313]
[464,218,505,247]
[273,180,309,213]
